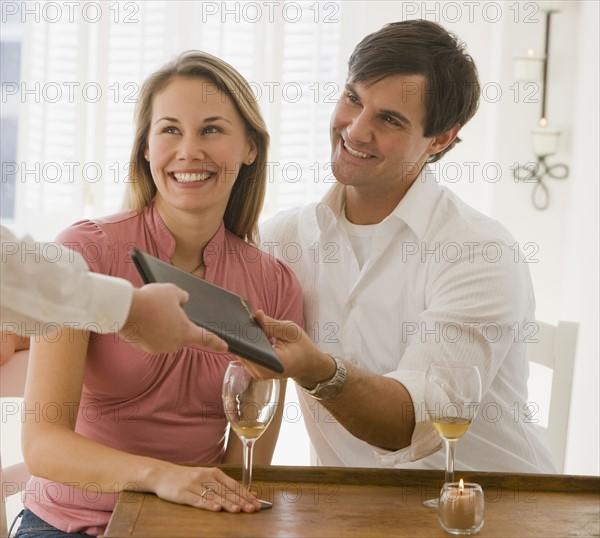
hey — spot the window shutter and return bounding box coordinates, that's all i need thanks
[15,2,173,239]
[15,1,343,239]
[97,1,171,215]
[266,3,343,215]
[16,13,86,239]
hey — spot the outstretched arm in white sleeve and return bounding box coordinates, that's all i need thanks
[0,226,226,358]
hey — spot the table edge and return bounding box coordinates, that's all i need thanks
[227,464,600,493]
[103,466,599,537]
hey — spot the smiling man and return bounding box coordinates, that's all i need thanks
[259,20,557,473]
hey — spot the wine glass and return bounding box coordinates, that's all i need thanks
[222,361,280,495]
[423,362,482,509]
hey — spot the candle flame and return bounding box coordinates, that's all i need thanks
[459,478,465,494]
[539,117,548,127]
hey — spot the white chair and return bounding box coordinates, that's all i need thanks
[526,320,578,473]
[1,349,30,537]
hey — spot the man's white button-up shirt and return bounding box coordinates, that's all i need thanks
[261,166,556,473]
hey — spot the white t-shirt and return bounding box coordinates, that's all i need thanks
[338,210,377,270]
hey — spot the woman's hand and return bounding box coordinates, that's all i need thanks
[151,463,262,513]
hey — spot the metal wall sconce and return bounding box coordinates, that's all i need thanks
[511,1,569,210]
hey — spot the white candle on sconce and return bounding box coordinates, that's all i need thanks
[532,117,561,157]
[513,49,545,82]
[536,1,564,13]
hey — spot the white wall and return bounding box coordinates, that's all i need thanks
[342,1,599,475]
[560,0,599,475]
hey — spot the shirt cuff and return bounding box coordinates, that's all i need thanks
[372,370,442,466]
[87,274,134,333]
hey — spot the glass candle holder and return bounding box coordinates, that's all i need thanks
[438,481,485,536]
[531,124,561,157]
[513,52,545,82]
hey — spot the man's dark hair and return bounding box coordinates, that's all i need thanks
[347,20,480,162]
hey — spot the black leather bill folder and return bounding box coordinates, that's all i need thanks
[130,249,284,373]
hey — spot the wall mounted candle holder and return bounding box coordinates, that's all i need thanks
[511,2,569,210]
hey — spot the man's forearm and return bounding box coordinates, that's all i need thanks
[301,360,416,451]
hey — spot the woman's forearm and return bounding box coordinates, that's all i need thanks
[23,332,164,493]
[23,422,167,493]
[23,331,262,511]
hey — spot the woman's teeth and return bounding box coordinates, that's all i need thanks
[173,172,211,183]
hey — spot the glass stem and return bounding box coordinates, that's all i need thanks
[444,438,458,484]
[242,439,255,490]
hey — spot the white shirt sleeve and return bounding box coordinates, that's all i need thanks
[371,232,534,467]
[0,226,133,334]
[372,370,442,465]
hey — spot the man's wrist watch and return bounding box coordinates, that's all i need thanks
[299,355,347,401]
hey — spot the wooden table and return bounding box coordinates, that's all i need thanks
[103,465,599,537]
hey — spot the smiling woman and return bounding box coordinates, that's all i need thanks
[15,52,304,537]
[144,76,257,267]
[124,52,268,248]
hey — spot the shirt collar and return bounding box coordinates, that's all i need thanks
[314,165,442,240]
[315,183,345,232]
[387,164,443,241]
[143,201,176,259]
[143,200,226,264]
[201,220,226,267]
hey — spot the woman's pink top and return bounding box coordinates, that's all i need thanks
[23,203,304,534]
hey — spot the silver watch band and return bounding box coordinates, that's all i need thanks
[299,355,347,401]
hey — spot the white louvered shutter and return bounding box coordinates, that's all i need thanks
[16,12,87,239]
[15,1,343,238]
[95,1,172,216]
[265,2,343,215]
[15,2,173,239]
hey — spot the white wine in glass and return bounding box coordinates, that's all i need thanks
[430,417,472,439]
[423,362,482,509]
[222,361,280,495]
[230,421,269,440]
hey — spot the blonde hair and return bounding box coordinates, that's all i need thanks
[123,51,269,244]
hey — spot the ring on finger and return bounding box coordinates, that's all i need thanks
[200,486,215,500]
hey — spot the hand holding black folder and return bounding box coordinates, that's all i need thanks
[130,249,284,373]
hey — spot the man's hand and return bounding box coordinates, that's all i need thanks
[254,311,415,450]
[119,284,228,354]
[242,310,335,388]
[0,332,30,366]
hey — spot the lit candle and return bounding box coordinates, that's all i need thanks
[513,49,545,82]
[531,117,561,157]
[438,479,485,535]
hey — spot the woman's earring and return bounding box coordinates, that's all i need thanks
[144,153,149,161]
